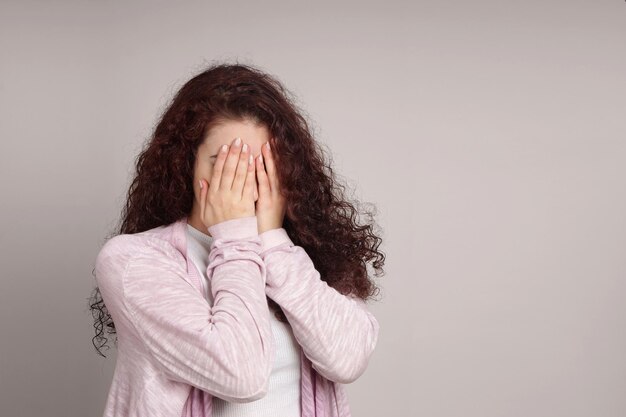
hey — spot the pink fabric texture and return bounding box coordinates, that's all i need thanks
[94,214,379,417]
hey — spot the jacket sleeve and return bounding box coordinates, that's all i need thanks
[94,215,274,403]
[258,227,380,384]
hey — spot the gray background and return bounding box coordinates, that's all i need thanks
[1,1,625,416]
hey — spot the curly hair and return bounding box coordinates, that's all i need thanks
[89,59,386,358]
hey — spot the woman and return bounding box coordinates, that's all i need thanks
[89,62,385,417]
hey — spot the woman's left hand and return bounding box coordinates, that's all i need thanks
[255,140,287,234]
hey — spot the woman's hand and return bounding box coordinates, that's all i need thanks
[198,137,257,230]
[255,140,286,234]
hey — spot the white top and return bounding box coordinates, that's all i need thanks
[185,223,302,417]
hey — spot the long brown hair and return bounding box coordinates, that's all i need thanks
[89,60,385,357]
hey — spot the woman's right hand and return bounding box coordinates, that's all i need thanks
[198,137,257,230]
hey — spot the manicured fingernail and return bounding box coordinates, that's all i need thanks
[199,180,203,189]
[259,154,263,164]
[249,154,253,165]
[235,137,241,146]
[221,144,228,152]
[265,142,270,150]
[242,143,248,152]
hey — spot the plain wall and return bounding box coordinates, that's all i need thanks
[0,1,625,416]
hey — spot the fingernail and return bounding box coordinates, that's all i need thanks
[198,179,203,189]
[259,154,263,164]
[235,137,241,146]
[265,142,270,150]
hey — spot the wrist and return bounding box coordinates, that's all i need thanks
[208,215,259,240]
[259,227,293,254]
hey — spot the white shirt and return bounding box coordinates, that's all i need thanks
[185,223,302,417]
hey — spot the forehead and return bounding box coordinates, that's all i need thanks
[204,119,270,149]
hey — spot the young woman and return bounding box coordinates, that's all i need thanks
[89,62,385,417]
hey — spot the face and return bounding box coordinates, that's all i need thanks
[193,118,270,206]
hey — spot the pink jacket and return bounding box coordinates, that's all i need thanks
[94,214,379,417]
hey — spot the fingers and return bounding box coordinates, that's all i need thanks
[210,137,257,201]
[231,142,251,198]
[256,152,270,198]
[210,143,230,191]
[199,178,207,223]
[220,137,244,192]
[261,140,280,194]
[243,151,256,201]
